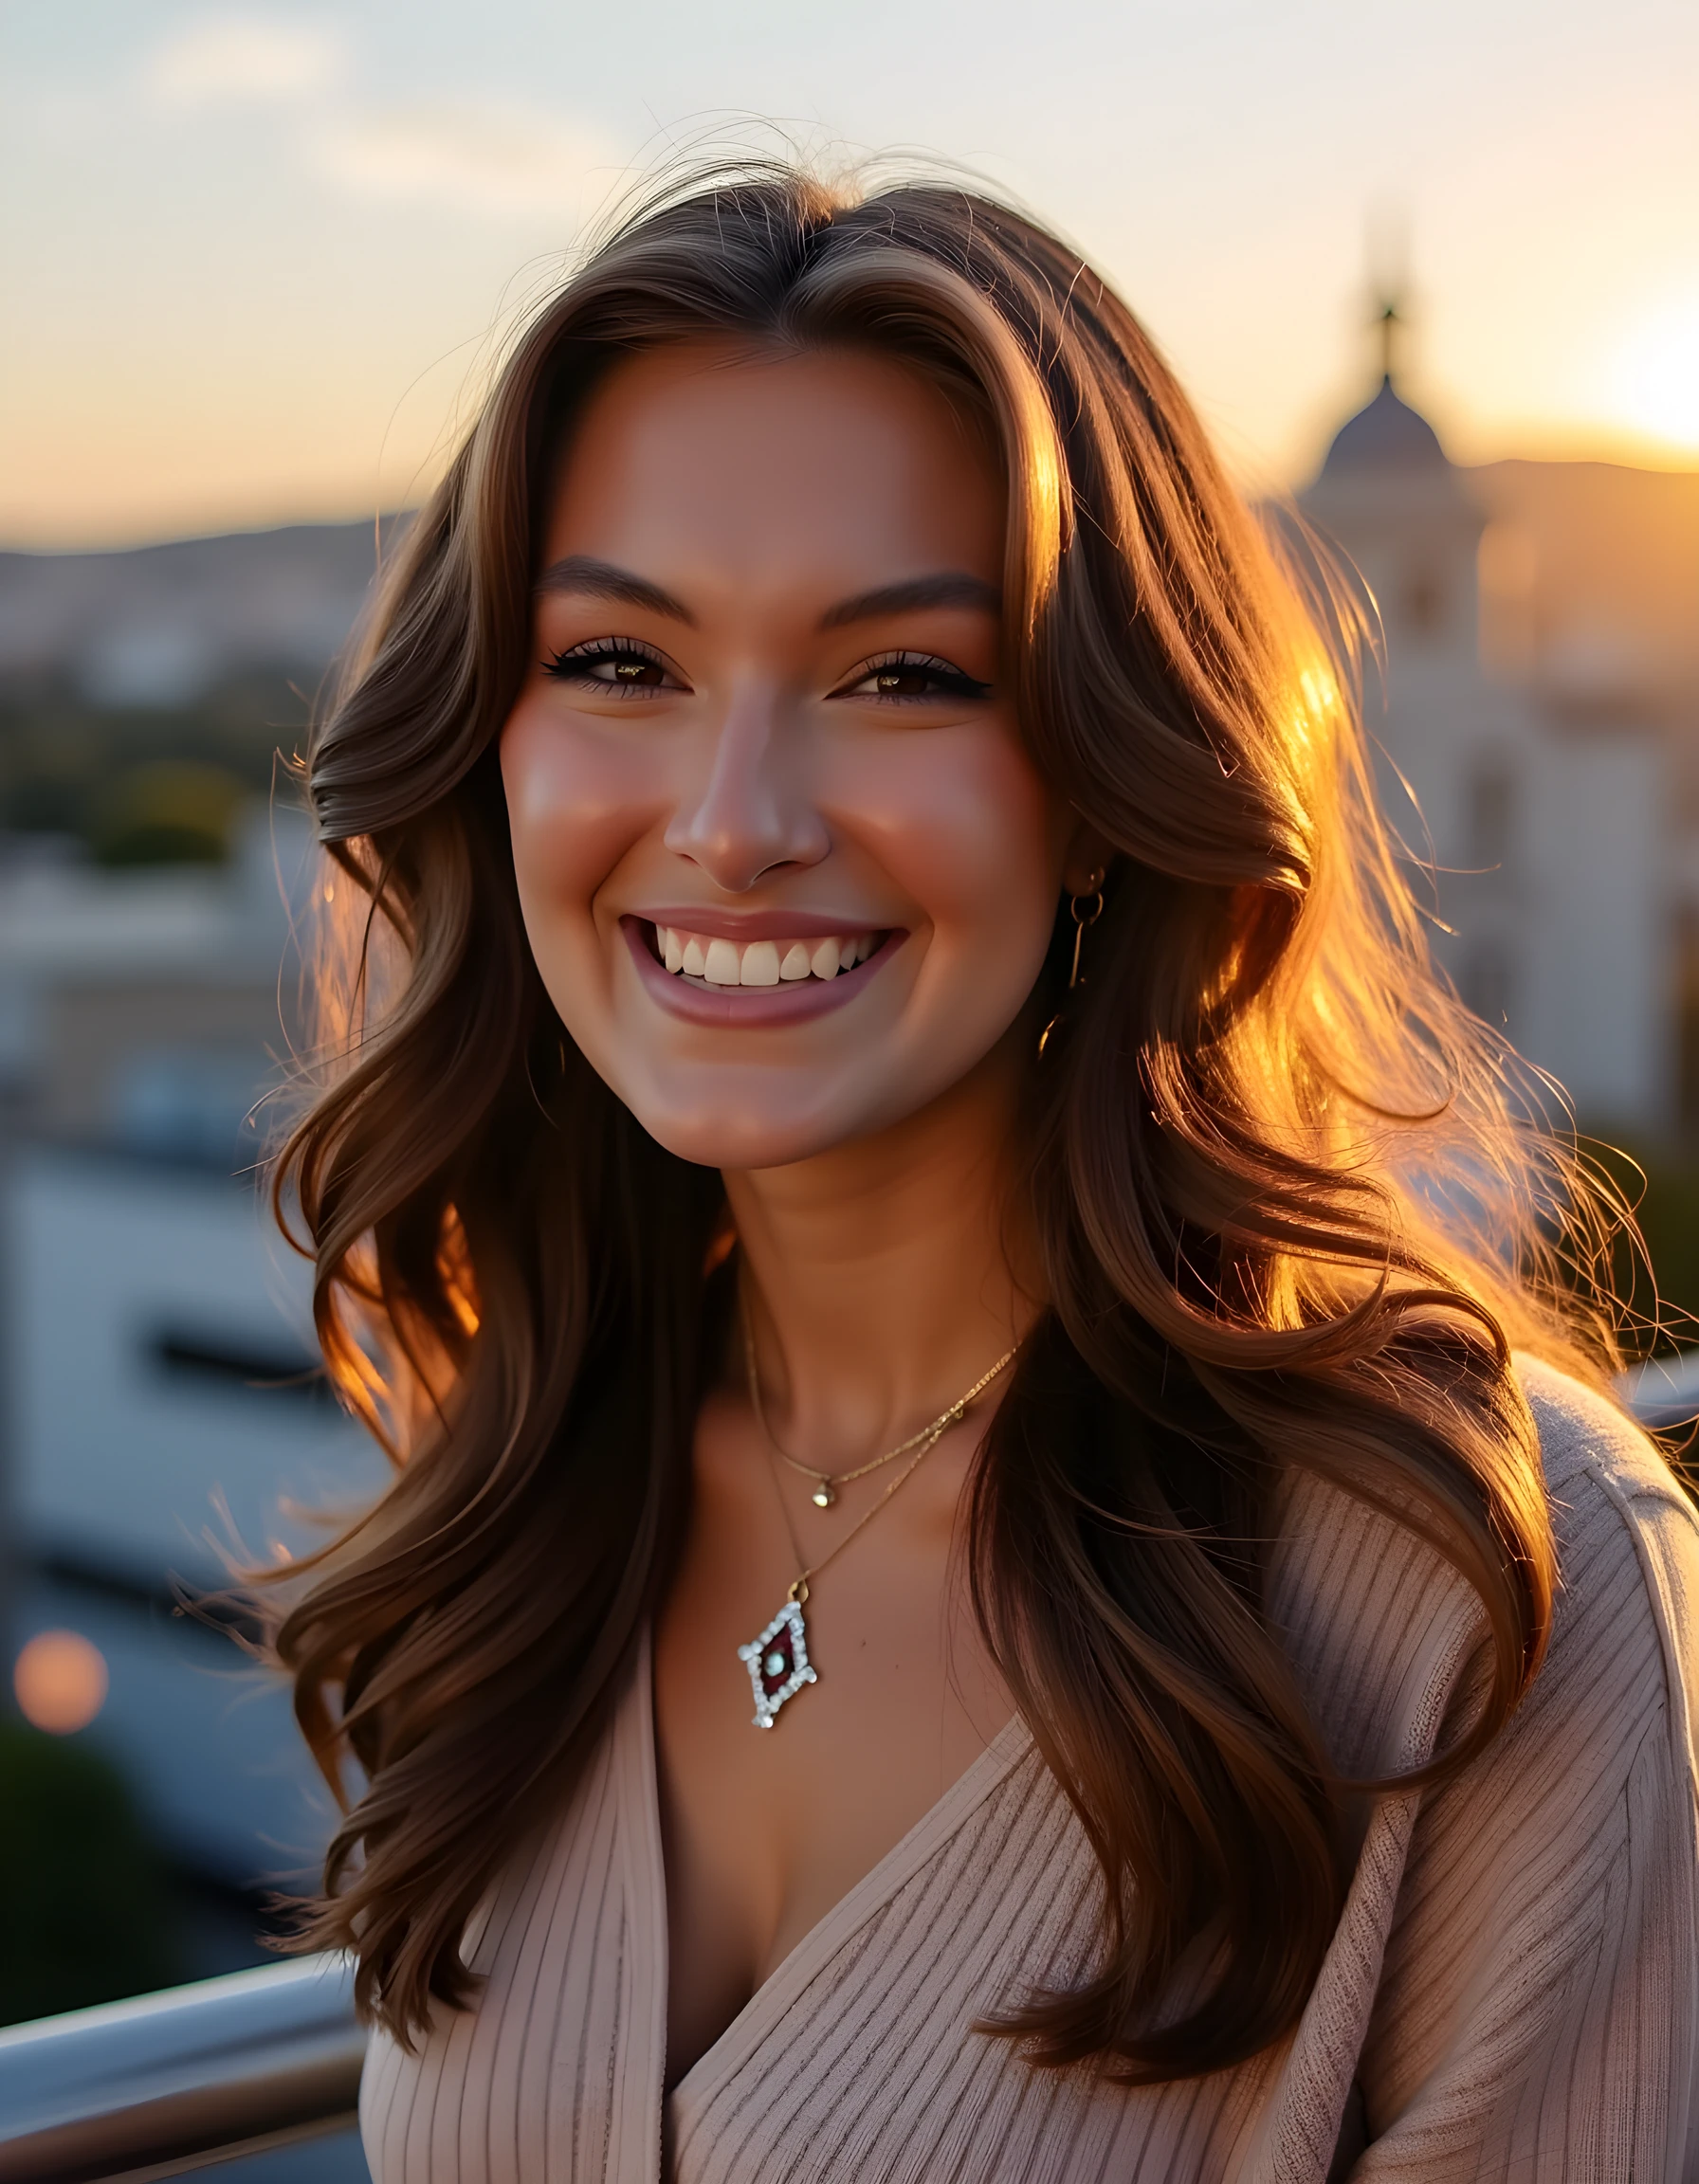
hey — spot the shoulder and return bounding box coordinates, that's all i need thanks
[1270,1355,1699,1782]
[1518,1349,1694,1538]
[1343,1370,1699,2171]
[1515,1354,1699,1779]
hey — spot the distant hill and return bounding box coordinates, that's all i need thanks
[0,519,410,708]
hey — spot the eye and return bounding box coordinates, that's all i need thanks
[833,650,993,704]
[542,637,684,693]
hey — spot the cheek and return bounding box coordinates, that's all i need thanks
[842,727,1063,985]
[500,702,659,937]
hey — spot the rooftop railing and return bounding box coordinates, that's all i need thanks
[0,1955,365,2182]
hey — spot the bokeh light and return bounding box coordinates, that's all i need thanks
[13,1629,110,1735]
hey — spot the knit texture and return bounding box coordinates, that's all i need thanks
[361,1359,1699,2180]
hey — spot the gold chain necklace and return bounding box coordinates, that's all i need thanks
[744,1327,1017,1507]
[736,1325,1018,1729]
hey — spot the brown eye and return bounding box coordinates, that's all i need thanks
[874,665,937,697]
[543,639,680,692]
[838,651,992,703]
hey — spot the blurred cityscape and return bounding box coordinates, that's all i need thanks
[0,521,393,2017]
[1,333,1697,2028]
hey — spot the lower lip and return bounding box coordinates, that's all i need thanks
[619,919,901,1027]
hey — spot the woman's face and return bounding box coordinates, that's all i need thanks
[502,339,1095,1171]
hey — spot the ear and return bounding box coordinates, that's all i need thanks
[1061,815,1118,898]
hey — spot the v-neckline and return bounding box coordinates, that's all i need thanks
[633,1628,1033,2117]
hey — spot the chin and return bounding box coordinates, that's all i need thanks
[609,1056,945,1174]
[627,1101,860,1174]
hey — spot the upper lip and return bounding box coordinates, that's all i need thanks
[625,908,898,941]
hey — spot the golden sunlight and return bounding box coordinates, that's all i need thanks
[1612,295,1699,454]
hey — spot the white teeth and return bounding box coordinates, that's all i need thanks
[653,925,882,987]
[740,939,780,987]
[703,937,742,985]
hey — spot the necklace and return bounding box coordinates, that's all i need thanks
[736,1327,1019,1730]
[743,1328,1018,1507]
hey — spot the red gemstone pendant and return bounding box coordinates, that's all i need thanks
[737,1597,817,1729]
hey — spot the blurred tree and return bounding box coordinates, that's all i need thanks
[0,1720,178,2025]
[88,758,244,868]
[0,674,308,862]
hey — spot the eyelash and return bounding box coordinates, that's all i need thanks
[539,640,992,703]
[837,651,992,703]
[542,636,674,695]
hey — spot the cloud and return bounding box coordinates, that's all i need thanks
[312,100,625,223]
[146,15,345,107]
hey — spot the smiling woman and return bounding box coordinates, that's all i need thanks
[502,341,1081,1170]
[265,165,1699,2182]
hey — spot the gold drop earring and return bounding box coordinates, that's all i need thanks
[1067,871,1106,989]
[1038,867,1106,1055]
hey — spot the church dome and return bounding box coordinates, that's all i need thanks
[1320,375,1449,477]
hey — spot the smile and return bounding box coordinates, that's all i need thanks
[619,916,900,1027]
[655,925,882,987]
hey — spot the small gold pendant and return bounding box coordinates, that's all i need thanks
[811,1482,835,1508]
[737,1597,817,1729]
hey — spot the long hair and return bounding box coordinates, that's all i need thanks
[268,163,1628,2080]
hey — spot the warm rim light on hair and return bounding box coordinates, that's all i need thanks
[13,1628,109,1735]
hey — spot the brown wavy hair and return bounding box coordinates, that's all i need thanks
[269,163,1629,2080]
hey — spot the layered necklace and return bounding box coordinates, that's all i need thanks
[737,1320,1018,1729]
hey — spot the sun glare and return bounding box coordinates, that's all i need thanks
[1613,297,1699,454]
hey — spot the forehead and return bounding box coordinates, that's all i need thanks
[540,341,1005,597]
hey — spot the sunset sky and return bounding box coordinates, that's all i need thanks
[4,0,1696,548]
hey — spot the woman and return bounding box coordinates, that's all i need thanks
[272,166,1699,2179]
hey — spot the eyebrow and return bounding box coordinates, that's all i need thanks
[817,573,1001,630]
[534,556,1001,636]
[534,555,696,624]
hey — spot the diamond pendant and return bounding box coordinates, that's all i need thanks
[811,1482,835,1508]
[737,1595,817,1729]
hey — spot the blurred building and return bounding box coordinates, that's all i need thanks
[0,809,387,1928]
[0,529,394,1956]
[1301,354,1699,1138]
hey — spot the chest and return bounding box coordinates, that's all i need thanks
[651,1396,1011,2084]
[362,1704,1270,2184]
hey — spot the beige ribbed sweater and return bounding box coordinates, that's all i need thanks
[361,1359,1699,2180]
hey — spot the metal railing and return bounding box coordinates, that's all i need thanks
[1621,1353,1699,1436]
[0,1955,363,2182]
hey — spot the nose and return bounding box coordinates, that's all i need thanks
[664,685,830,891]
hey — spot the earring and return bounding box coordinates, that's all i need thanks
[1067,869,1106,991]
[1038,868,1107,1055]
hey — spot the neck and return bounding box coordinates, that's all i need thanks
[725,1032,1036,1468]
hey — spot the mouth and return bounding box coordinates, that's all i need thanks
[651,921,886,988]
[619,916,902,1026]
